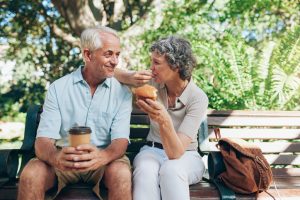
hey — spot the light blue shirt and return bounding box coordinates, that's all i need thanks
[37,66,132,148]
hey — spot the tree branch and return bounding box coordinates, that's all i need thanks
[52,24,80,47]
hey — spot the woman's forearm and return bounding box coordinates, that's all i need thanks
[159,120,185,159]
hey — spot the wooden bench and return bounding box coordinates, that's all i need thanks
[0,105,300,199]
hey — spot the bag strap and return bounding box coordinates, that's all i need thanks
[214,128,222,150]
[209,129,236,199]
[212,179,236,200]
[214,128,221,141]
[206,151,236,200]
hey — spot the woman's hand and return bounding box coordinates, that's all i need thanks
[136,99,171,125]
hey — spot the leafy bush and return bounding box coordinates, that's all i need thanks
[127,0,300,110]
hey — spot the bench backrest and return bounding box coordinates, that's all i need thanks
[21,105,300,169]
[201,110,300,167]
[20,105,151,164]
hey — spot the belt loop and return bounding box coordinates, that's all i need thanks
[152,141,155,147]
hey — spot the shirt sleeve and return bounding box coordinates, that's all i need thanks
[110,88,133,141]
[178,94,208,139]
[36,84,61,139]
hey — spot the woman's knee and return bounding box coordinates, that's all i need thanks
[133,155,160,178]
[159,160,186,179]
[133,150,160,169]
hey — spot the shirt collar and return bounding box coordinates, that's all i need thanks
[72,66,110,88]
[159,83,165,89]
[177,80,193,106]
[159,79,193,106]
[72,66,84,84]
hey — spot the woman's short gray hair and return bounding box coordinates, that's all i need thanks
[150,36,197,80]
[80,26,119,51]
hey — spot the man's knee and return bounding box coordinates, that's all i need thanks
[19,159,55,188]
[104,161,131,188]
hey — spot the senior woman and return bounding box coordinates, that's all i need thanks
[115,36,208,200]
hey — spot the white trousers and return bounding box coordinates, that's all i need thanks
[133,145,205,200]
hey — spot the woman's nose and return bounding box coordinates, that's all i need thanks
[150,64,155,71]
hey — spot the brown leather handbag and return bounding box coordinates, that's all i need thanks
[217,137,273,194]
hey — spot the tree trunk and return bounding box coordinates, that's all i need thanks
[51,0,97,36]
[51,0,162,68]
[51,0,153,36]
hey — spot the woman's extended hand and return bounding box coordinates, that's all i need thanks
[136,99,171,125]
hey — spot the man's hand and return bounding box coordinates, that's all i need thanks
[53,147,86,171]
[68,144,110,172]
[128,70,152,87]
[114,68,152,86]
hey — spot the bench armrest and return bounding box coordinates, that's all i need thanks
[21,104,42,150]
[0,104,42,187]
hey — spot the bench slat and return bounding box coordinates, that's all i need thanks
[265,155,300,165]
[2,182,300,200]
[130,128,149,138]
[206,142,300,153]
[207,110,300,117]
[190,179,300,199]
[271,168,300,176]
[208,116,300,126]
[130,115,150,125]
[190,188,300,200]
[207,128,300,139]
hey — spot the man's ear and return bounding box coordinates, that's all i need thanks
[83,49,92,62]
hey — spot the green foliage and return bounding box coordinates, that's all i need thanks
[193,26,300,110]
[0,0,299,119]
[130,0,300,110]
[193,35,256,110]
[269,26,300,109]
[0,0,82,119]
[0,112,26,123]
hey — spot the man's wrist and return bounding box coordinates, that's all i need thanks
[115,68,130,84]
[48,149,59,167]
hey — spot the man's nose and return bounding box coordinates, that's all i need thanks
[110,55,118,65]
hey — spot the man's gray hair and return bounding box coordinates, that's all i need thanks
[80,26,119,51]
[150,36,197,80]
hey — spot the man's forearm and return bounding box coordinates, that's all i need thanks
[114,68,133,85]
[114,68,152,87]
[103,138,128,164]
[35,137,58,166]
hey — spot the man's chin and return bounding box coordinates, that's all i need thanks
[106,72,114,78]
